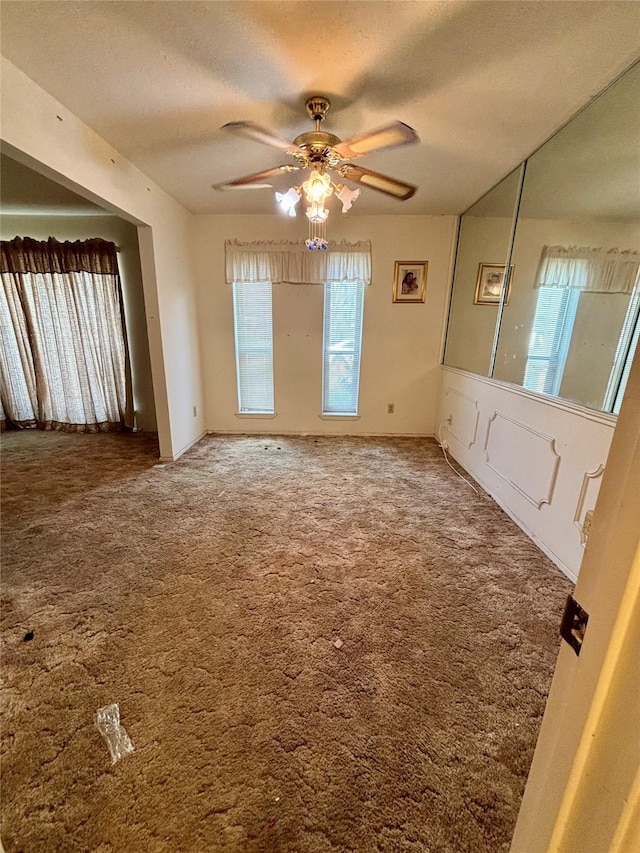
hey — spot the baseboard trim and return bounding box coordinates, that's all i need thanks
[159,430,207,462]
[447,451,578,584]
[206,429,435,438]
[487,488,577,584]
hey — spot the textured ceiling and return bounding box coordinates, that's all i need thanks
[466,61,640,222]
[1,1,639,216]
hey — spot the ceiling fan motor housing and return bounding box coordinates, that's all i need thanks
[305,96,331,123]
[292,97,342,167]
[292,131,342,166]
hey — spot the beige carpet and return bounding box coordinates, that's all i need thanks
[1,430,571,852]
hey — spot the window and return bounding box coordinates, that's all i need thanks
[322,280,365,415]
[232,281,274,413]
[523,286,580,396]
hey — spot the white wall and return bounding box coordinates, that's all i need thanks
[193,214,456,436]
[437,367,616,581]
[0,57,204,459]
[0,214,157,432]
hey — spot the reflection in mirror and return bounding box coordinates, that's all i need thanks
[443,167,522,376]
[493,62,640,412]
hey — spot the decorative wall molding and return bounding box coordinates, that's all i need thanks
[484,411,561,508]
[443,387,479,448]
[439,368,616,583]
[573,464,606,546]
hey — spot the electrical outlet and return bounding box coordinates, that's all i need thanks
[387,403,395,414]
[192,405,197,418]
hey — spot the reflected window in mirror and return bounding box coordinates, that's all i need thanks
[491,61,640,413]
[523,286,580,396]
[521,246,640,405]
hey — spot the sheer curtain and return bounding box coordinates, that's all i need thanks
[0,237,130,432]
[536,245,640,293]
[225,239,372,285]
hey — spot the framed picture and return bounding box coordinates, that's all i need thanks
[474,263,513,304]
[392,261,428,303]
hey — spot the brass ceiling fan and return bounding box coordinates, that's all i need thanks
[214,96,419,249]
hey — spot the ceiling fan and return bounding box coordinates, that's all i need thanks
[214,96,419,249]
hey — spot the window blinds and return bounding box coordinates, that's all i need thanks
[523,286,579,396]
[232,281,274,413]
[322,281,365,415]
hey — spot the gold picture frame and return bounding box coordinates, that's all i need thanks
[392,261,428,303]
[474,263,513,304]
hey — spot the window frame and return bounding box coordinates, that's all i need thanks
[604,282,640,414]
[232,280,275,415]
[322,280,365,416]
[523,285,580,397]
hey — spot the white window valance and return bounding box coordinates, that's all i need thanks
[536,245,640,294]
[225,239,372,285]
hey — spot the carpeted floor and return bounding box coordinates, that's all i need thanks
[0,430,571,853]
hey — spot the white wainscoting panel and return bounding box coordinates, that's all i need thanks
[485,412,560,507]
[437,367,617,581]
[442,387,479,448]
[573,464,606,546]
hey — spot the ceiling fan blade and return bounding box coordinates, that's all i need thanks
[333,121,418,160]
[338,164,417,200]
[214,165,301,190]
[222,121,303,154]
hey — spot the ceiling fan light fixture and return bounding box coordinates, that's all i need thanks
[306,201,329,224]
[305,236,329,251]
[275,186,301,216]
[336,184,361,213]
[304,198,330,251]
[302,170,333,205]
[218,94,419,250]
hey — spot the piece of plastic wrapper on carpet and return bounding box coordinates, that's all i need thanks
[95,703,134,764]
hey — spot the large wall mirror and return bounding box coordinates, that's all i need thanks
[444,60,640,414]
[443,167,522,376]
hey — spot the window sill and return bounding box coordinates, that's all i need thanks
[319,414,361,420]
[235,412,277,419]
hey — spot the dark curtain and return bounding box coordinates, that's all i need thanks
[0,237,132,432]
